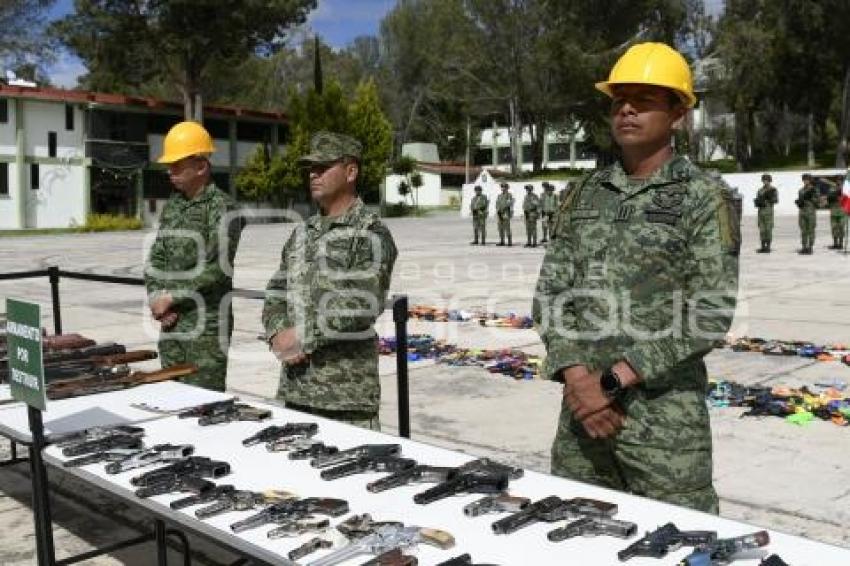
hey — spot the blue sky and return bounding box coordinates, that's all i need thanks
[46,0,396,87]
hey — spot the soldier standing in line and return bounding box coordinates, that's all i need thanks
[522,184,541,247]
[796,173,818,254]
[826,179,847,249]
[533,43,739,513]
[263,132,398,429]
[540,182,558,244]
[144,121,244,392]
[754,173,778,253]
[470,185,489,245]
[495,182,514,246]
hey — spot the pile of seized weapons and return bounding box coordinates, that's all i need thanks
[408,305,534,330]
[0,332,197,400]
[379,334,541,380]
[54,399,791,565]
[707,379,850,427]
[725,336,850,364]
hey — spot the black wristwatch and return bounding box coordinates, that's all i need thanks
[600,366,623,399]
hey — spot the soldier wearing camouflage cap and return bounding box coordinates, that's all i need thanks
[533,43,739,514]
[522,184,540,247]
[263,131,398,430]
[754,173,778,253]
[144,121,244,391]
[470,185,489,245]
[540,182,558,244]
[495,182,514,246]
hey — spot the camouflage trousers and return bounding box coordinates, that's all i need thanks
[541,212,554,241]
[285,402,380,431]
[799,211,816,249]
[830,212,846,243]
[473,216,487,243]
[524,214,538,245]
[497,214,512,244]
[550,406,719,514]
[158,333,229,392]
[757,208,774,244]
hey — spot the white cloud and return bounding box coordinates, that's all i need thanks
[48,52,86,88]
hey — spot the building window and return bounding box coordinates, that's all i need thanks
[48,132,57,157]
[0,163,8,196]
[65,104,74,130]
[31,163,39,190]
[0,99,7,123]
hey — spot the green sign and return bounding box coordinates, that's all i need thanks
[6,299,46,410]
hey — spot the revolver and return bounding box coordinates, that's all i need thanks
[618,522,717,561]
[130,456,231,486]
[491,495,617,535]
[413,459,524,505]
[321,456,417,481]
[366,465,453,493]
[307,524,455,566]
[195,489,296,519]
[310,444,402,469]
[547,516,637,542]
[230,497,349,533]
[463,494,530,517]
[104,444,194,474]
[336,514,404,539]
[267,517,330,539]
[241,422,319,447]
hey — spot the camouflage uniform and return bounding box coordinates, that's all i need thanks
[263,198,397,430]
[495,188,514,246]
[533,156,740,513]
[540,184,558,243]
[827,186,847,249]
[144,183,243,392]
[470,190,489,244]
[796,184,818,253]
[522,188,541,247]
[754,184,778,252]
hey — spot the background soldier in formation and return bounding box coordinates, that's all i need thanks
[522,184,541,247]
[540,182,558,244]
[144,121,244,392]
[470,185,489,245]
[827,180,847,249]
[796,173,818,254]
[263,132,398,430]
[754,173,778,253]
[495,182,514,246]
[534,43,739,514]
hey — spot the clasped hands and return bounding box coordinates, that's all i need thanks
[149,293,178,330]
[563,365,625,439]
[269,327,307,365]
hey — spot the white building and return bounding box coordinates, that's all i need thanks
[474,123,597,172]
[0,84,287,230]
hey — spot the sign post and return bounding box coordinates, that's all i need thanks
[6,298,55,565]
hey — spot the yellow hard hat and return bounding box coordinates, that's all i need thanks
[595,42,696,108]
[157,121,216,164]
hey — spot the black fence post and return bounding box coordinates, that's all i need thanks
[47,266,61,335]
[28,407,56,565]
[392,295,410,438]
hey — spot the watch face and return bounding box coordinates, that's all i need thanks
[601,370,620,394]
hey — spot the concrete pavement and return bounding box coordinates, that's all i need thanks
[1,210,849,563]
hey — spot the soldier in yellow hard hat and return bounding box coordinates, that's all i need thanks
[534,43,739,514]
[144,121,244,391]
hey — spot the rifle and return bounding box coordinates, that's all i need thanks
[230,497,349,533]
[306,524,455,566]
[678,530,770,566]
[547,516,637,542]
[490,495,617,535]
[42,350,158,381]
[618,523,717,561]
[1,342,126,377]
[413,459,524,505]
[366,465,454,493]
[47,363,198,400]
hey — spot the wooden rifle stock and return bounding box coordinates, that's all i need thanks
[47,363,198,400]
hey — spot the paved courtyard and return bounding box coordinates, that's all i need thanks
[1,210,850,563]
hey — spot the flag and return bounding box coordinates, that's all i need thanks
[842,170,850,214]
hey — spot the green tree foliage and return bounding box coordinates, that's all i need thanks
[0,0,57,77]
[349,79,394,203]
[51,0,316,119]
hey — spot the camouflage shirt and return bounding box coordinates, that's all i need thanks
[262,198,398,412]
[533,155,739,449]
[144,183,243,335]
[496,192,514,216]
[523,193,540,215]
[755,185,778,209]
[471,194,489,217]
[541,191,559,213]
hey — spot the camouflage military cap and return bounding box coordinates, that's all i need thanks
[474,185,482,191]
[525,184,534,190]
[299,131,362,164]
[500,182,510,189]
[761,173,772,181]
